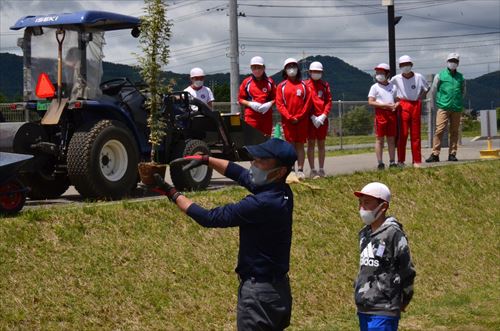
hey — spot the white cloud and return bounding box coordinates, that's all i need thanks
[0,0,499,78]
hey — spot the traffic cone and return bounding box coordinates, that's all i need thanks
[273,123,283,139]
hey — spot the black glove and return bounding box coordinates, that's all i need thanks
[152,173,183,203]
[170,154,209,172]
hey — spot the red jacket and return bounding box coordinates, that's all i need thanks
[305,79,332,116]
[238,75,276,135]
[276,79,312,123]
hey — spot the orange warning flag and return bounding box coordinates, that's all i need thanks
[35,72,56,98]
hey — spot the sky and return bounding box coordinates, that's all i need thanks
[0,0,499,79]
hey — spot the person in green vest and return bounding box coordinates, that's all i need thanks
[426,53,465,162]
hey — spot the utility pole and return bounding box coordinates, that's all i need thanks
[229,0,240,113]
[383,0,396,77]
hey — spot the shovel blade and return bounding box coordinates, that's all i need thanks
[41,98,69,125]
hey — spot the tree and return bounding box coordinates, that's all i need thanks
[0,92,7,103]
[342,105,373,136]
[213,83,230,102]
[137,0,172,162]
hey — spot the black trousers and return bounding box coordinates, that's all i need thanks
[237,276,292,331]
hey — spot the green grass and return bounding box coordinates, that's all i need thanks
[325,135,374,146]
[1,161,499,330]
[326,147,374,157]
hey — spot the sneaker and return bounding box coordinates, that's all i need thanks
[309,169,320,179]
[389,162,398,168]
[448,154,458,162]
[397,162,405,168]
[425,154,440,163]
[318,169,326,178]
[377,163,385,170]
[296,170,306,180]
[413,162,422,168]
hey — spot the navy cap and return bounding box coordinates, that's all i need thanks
[244,138,297,167]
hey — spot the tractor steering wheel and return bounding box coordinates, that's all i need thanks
[100,77,135,96]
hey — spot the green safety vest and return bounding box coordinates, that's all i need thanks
[436,69,464,112]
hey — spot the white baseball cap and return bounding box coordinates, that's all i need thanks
[283,57,298,68]
[309,61,323,71]
[190,67,205,78]
[250,56,265,66]
[374,63,390,71]
[398,55,413,64]
[447,53,460,61]
[354,182,391,203]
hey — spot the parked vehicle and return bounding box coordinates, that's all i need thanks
[0,11,265,200]
[0,152,33,214]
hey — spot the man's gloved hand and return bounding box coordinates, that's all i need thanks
[152,173,182,202]
[248,101,262,112]
[317,114,327,125]
[257,101,273,114]
[170,154,209,171]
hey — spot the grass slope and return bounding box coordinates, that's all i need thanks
[1,161,499,330]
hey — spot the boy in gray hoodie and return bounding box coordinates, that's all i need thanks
[353,182,416,331]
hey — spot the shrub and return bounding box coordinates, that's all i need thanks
[342,105,373,136]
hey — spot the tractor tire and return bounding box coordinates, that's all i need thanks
[20,173,70,200]
[0,179,26,214]
[170,139,212,191]
[67,120,139,200]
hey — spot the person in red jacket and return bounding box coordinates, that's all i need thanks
[238,56,276,136]
[276,58,312,179]
[305,61,332,178]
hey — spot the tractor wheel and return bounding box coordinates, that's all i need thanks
[0,179,26,214]
[20,173,70,200]
[170,139,212,191]
[67,120,139,200]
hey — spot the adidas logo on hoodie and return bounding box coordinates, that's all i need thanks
[360,242,379,267]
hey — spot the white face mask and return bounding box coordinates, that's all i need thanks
[193,80,204,88]
[400,65,412,74]
[286,67,298,77]
[447,62,458,70]
[310,73,322,80]
[359,203,385,226]
[375,74,387,83]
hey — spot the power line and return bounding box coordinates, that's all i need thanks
[402,12,500,30]
[242,0,459,19]
[239,31,500,46]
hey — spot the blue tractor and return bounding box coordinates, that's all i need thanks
[1,11,266,200]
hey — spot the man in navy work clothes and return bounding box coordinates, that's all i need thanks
[153,138,297,331]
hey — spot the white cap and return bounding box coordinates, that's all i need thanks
[309,61,323,71]
[354,182,391,203]
[447,52,460,61]
[190,67,205,78]
[250,56,265,66]
[283,57,298,68]
[374,63,390,71]
[398,55,413,64]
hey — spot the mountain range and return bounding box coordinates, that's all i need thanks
[0,53,498,110]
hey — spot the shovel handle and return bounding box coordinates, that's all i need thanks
[56,29,66,100]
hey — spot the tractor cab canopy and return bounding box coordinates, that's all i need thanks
[11,11,140,101]
[11,11,140,32]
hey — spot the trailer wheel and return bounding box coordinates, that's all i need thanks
[21,173,70,200]
[170,139,212,191]
[67,120,139,200]
[0,179,26,214]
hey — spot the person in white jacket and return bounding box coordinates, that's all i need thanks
[184,67,214,108]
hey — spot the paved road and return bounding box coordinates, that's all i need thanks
[24,137,497,208]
